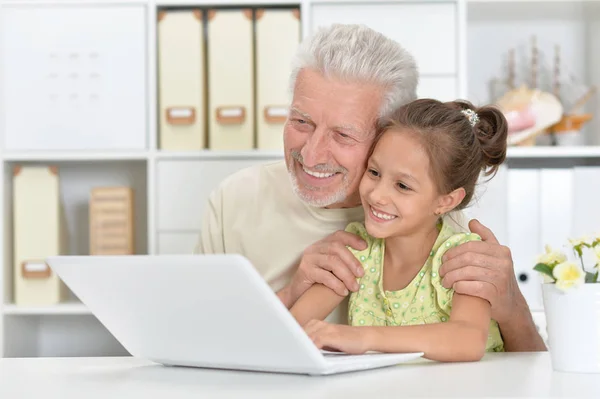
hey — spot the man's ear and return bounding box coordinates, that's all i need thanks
[435,187,466,215]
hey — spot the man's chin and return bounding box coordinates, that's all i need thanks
[292,184,347,208]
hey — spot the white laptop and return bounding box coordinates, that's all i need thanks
[46,254,424,375]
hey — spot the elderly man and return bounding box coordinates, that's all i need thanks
[196,24,546,351]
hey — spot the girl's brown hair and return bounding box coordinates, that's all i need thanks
[375,98,508,210]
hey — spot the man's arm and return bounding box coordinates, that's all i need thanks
[194,188,225,254]
[489,289,546,352]
[439,219,546,351]
[276,230,367,309]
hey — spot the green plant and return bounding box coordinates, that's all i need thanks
[533,234,600,292]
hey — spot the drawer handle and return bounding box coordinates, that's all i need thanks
[21,260,52,279]
[166,107,196,125]
[216,106,246,124]
[263,106,288,123]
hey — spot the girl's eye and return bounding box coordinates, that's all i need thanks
[397,182,410,191]
[368,168,379,177]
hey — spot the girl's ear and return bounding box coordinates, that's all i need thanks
[435,187,465,216]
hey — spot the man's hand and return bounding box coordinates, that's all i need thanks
[439,219,546,352]
[439,219,520,325]
[278,230,367,308]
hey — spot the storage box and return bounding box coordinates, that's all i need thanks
[207,9,254,150]
[255,8,301,150]
[90,186,135,255]
[13,165,68,306]
[157,9,206,151]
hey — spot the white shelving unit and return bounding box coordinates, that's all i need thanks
[0,0,598,357]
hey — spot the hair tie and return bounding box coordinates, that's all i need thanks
[461,109,479,127]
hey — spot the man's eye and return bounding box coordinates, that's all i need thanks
[296,119,306,124]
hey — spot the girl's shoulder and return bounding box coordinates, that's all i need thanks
[344,222,381,257]
[431,231,482,269]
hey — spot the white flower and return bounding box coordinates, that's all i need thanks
[594,246,600,267]
[552,261,585,292]
[569,236,591,247]
[536,245,567,266]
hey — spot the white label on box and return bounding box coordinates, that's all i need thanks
[219,107,243,118]
[266,107,288,118]
[23,262,48,273]
[168,108,193,118]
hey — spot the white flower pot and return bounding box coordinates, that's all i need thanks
[542,283,600,373]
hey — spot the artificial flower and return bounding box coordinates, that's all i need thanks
[594,245,600,268]
[552,261,585,292]
[536,245,567,266]
[569,236,591,248]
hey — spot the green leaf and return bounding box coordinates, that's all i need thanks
[533,263,554,280]
[585,271,596,284]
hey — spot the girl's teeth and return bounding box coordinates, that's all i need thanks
[371,207,396,220]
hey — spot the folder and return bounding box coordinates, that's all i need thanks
[255,8,301,150]
[90,186,135,255]
[207,9,254,150]
[13,165,68,306]
[158,9,206,150]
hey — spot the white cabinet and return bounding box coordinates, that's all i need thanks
[309,2,457,76]
[417,77,458,102]
[157,232,200,255]
[156,159,273,231]
[0,4,148,151]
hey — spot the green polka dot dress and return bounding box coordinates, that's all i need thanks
[345,220,505,353]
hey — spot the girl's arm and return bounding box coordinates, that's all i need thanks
[290,284,346,326]
[308,292,491,362]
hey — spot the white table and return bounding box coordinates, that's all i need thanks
[1,353,598,398]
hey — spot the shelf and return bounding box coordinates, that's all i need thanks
[155,150,284,160]
[467,0,590,3]
[156,0,301,6]
[1,151,150,162]
[507,146,600,159]
[3,302,91,316]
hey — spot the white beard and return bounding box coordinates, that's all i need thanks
[287,168,348,208]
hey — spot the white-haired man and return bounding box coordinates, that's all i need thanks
[196,24,546,351]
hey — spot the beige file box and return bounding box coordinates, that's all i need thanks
[90,186,135,255]
[13,165,68,306]
[207,9,254,150]
[158,9,206,151]
[256,9,301,150]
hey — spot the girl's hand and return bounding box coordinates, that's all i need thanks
[304,320,371,355]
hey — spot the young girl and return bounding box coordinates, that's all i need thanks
[290,98,508,362]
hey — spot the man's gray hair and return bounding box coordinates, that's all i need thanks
[289,23,419,119]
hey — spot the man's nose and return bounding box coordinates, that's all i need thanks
[300,128,330,167]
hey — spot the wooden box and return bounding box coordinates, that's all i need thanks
[89,186,135,255]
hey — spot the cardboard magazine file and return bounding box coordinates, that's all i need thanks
[13,165,69,306]
[255,8,300,150]
[207,9,254,150]
[89,186,134,255]
[157,9,206,151]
